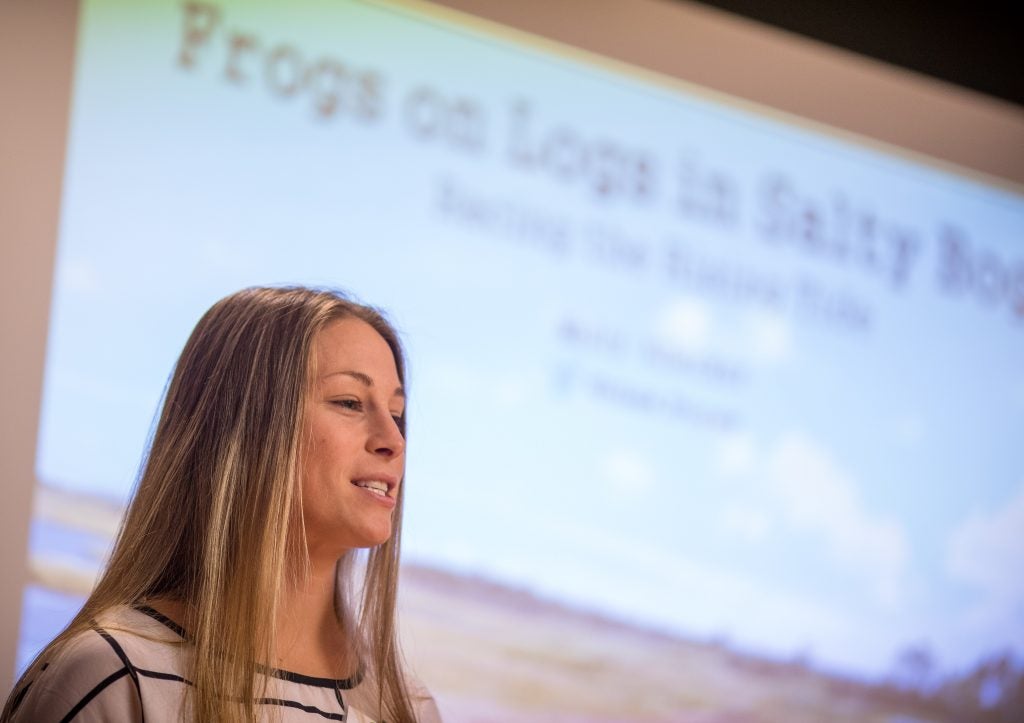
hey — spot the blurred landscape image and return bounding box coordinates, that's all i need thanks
[23,483,1024,722]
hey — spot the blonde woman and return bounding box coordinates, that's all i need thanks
[4,286,441,722]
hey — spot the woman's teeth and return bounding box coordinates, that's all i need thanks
[354,480,388,496]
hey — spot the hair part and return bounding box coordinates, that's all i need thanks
[4,286,415,723]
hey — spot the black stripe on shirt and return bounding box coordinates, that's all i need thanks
[58,667,130,723]
[8,660,50,715]
[256,697,345,721]
[8,681,30,715]
[134,604,188,639]
[137,668,348,720]
[136,667,193,685]
[93,623,145,721]
[269,665,363,690]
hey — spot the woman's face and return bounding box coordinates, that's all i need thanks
[300,317,406,557]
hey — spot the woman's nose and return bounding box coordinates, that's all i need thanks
[368,410,405,457]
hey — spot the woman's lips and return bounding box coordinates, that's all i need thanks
[351,476,398,507]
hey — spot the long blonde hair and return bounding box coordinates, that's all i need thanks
[4,286,416,722]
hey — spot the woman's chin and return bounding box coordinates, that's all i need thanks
[350,524,394,550]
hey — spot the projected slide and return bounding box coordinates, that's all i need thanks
[23,0,1024,720]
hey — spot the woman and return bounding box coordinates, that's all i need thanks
[4,286,441,722]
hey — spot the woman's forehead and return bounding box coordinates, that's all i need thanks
[314,317,400,386]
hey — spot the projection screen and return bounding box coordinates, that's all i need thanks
[2,0,1023,720]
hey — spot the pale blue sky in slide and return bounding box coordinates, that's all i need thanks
[33,0,1024,679]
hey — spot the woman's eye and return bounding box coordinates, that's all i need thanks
[332,398,362,411]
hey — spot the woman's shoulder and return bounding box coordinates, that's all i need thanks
[8,605,187,722]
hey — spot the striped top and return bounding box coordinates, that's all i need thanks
[9,605,442,722]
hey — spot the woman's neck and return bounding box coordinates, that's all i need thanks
[147,557,358,680]
[273,558,357,678]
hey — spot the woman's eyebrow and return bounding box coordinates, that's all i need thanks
[325,370,405,398]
